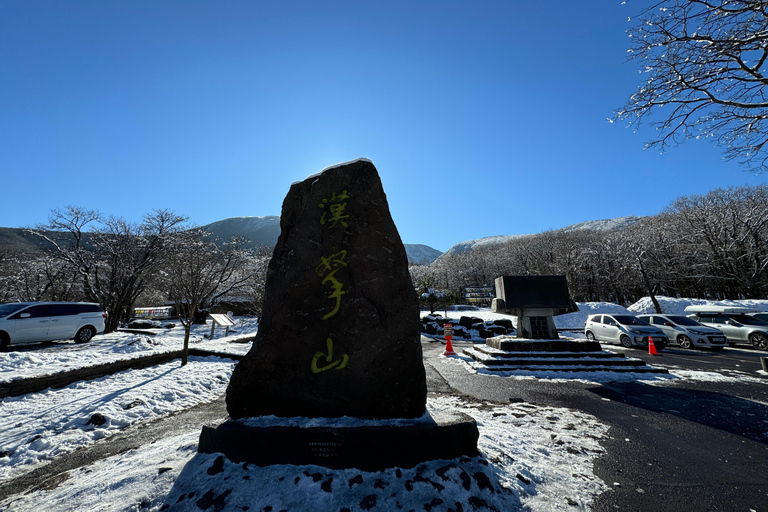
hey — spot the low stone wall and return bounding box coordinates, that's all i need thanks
[0,348,242,399]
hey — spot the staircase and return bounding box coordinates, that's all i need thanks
[463,343,669,374]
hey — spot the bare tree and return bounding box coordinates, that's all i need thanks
[615,1,768,171]
[162,232,257,366]
[32,207,189,331]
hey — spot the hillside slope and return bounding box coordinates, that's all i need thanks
[440,216,645,257]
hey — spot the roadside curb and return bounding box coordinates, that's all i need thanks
[0,348,243,399]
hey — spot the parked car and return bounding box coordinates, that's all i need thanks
[0,302,106,349]
[584,314,668,349]
[684,305,768,351]
[748,312,768,323]
[637,314,727,350]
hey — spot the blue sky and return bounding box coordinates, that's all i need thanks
[2,1,767,253]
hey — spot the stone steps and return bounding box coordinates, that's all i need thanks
[463,346,669,374]
[471,345,627,360]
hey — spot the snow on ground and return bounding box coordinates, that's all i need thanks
[2,303,767,511]
[0,356,236,484]
[0,317,257,383]
[446,349,768,385]
[1,396,609,512]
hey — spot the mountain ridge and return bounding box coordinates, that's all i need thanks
[0,215,644,265]
[439,216,645,257]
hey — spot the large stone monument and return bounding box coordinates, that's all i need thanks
[491,275,578,339]
[200,158,478,469]
[226,158,426,419]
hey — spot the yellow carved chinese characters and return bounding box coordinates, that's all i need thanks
[310,337,349,373]
[318,190,350,229]
[315,250,347,320]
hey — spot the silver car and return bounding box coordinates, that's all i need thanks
[584,314,668,349]
[685,306,768,351]
[637,314,727,350]
[0,302,106,349]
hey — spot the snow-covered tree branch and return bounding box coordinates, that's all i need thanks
[615,0,768,172]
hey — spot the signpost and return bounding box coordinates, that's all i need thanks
[209,313,236,339]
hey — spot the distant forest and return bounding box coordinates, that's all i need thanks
[410,184,768,308]
[0,208,270,333]
[3,185,768,322]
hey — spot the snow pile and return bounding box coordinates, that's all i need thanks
[628,296,768,315]
[2,396,610,512]
[0,356,235,484]
[554,302,631,330]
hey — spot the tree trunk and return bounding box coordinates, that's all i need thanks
[650,293,662,314]
[182,325,190,366]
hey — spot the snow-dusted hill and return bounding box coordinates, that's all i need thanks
[440,216,645,257]
[404,243,443,264]
[558,216,644,233]
[441,234,531,256]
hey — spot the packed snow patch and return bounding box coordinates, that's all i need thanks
[0,356,235,484]
[1,396,610,512]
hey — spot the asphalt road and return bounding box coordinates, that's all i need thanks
[615,341,768,374]
[424,337,768,512]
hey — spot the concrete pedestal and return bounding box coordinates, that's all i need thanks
[486,336,602,352]
[198,409,479,471]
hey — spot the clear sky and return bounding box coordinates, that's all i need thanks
[2,1,767,253]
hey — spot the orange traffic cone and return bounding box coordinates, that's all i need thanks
[443,337,456,356]
[648,335,658,355]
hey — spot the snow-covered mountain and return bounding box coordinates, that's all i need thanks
[441,234,531,256]
[404,244,443,264]
[557,216,644,233]
[440,216,645,257]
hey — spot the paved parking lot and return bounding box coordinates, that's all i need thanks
[424,337,768,512]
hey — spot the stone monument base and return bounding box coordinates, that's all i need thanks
[198,409,479,471]
[486,336,602,352]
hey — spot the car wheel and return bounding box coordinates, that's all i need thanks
[620,334,633,348]
[74,326,95,344]
[0,332,9,351]
[586,331,596,341]
[750,332,768,351]
[678,335,693,349]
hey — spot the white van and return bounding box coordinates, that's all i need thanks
[684,305,768,351]
[0,302,106,349]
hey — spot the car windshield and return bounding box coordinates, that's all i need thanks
[666,315,701,326]
[613,315,649,326]
[728,314,768,326]
[0,303,30,318]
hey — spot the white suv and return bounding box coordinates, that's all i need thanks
[0,302,106,349]
[684,305,768,351]
[637,314,727,350]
